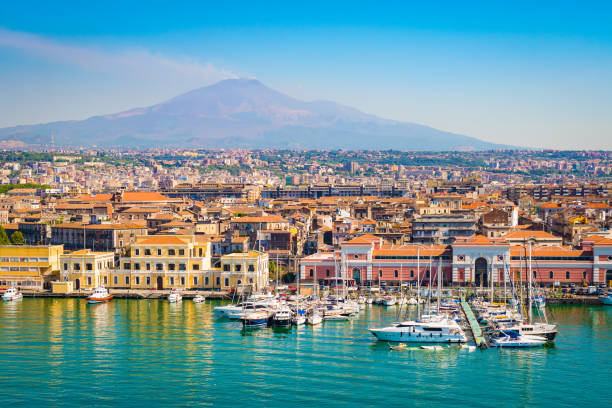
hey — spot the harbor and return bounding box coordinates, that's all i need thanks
[0,296,609,407]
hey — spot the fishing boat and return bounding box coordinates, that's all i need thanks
[193,295,205,304]
[168,288,182,303]
[241,310,270,328]
[2,287,22,301]
[87,286,113,304]
[272,306,292,327]
[599,289,612,305]
[370,319,467,343]
[489,330,547,347]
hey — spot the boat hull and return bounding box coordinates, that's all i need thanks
[87,295,113,304]
[370,329,466,343]
[2,295,23,301]
[599,296,612,305]
[241,317,269,328]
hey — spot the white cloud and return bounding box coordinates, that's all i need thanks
[0,28,236,84]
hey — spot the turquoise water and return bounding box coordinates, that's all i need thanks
[0,299,610,407]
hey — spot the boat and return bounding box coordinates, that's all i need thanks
[370,319,467,343]
[407,297,418,305]
[534,295,546,308]
[193,295,205,304]
[502,322,558,341]
[241,310,271,328]
[86,286,113,304]
[489,330,547,347]
[2,287,22,301]
[382,297,397,306]
[272,306,292,327]
[324,312,352,321]
[293,314,306,325]
[307,311,323,325]
[599,290,612,305]
[366,297,373,304]
[168,288,182,303]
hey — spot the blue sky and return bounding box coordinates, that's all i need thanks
[0,1,611,149]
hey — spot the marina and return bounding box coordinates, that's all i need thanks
[0,296,610,406]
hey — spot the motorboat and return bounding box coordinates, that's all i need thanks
[382,297,397,306]
[86,286,113,304]
[193,295,205,304]
[2,287,22,301]
[227,303,269,320]
[370,318,467,343]
[489,330,547,347]
[293,314,306,325]
[502,322,558,341]
[168,288,182,303]
[366,297,373,304]
[599,290,612,305]
[241,310,270,328]
[307,311,323,325]
[272,306,292,327]
[407,297,418,305]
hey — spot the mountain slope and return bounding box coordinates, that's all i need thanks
[0,79,511,150]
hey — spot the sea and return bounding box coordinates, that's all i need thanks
[0,298,609,407]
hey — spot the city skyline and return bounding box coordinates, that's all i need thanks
[1,1,611,149]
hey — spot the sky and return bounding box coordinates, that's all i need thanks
[0,1,611,149]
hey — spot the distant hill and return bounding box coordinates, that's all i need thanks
[0,78,513,150]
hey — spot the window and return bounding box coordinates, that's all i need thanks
[216,277,220,286]
[168,249,176,256]
[549,271,554,279]
[157,249,162,256]
[181,277,185,285]
[354,254,358,259]
[74,263,81,271]
[103,276,108,284]
[114,276,118,285]
[198,248,203,257]
[583,271,587,280]
[125,276,130,285]
[144,248,151,256]
[194,277,198,285]
[223,264,230,271]
[146,277,150,285]
[205,277,209,285]
[135,276,140,285]
[326,269,330,277]
[193,264,199,270]
[169,263,175,271]
[146,263,151,271]
[566,271,570,280]
[533,271,537,279]
[179,249,185,256]
[135,248,140,256]
[379,269,383,277]
[87,277,92,285]
[134,263,140,270]
[156,263,163,271]
[394,270,398,278]
[63,263,68,271]
[235,264,241,272]
[309,269,313,277]
[224,278,229,287]
[170,277,175,285]
[123,263,130,270]
[248,264,254,272]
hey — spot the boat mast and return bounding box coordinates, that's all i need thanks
[437,258,442,314]
[528,240,533,324]
[416,247,421,317]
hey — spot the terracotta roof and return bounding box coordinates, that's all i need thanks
[136,236,189,245]
[121,192,169,202]
[509,245,591,257]
[504,230,560,240]
[342,234,381,245]
[121,207,160,213]
[374,245,449,257]
[231,215,288,223]
[79,194,113,202]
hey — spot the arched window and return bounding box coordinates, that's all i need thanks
[309,269,314,277]
[326,269,330,277]
[410,270,414,278]
[549,271,554,279]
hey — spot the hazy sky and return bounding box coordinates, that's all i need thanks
[0,1,611,149]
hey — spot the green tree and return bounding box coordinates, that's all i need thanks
[10,231,24,245]
[0,226,11,245]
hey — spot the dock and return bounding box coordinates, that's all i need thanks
[461,297,487,348]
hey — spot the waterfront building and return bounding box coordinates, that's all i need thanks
[0,245,63,290]
[411,214,477,244]
[50,223,148,251]
[300,234,612,287]
[60,249,115,290]
[215,251,269,293]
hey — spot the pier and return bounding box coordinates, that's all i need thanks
[461,297,487,348]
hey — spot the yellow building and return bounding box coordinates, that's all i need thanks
[0,245,63,290]
[115,235,212,290]
[60,249,115,290]
[214,251,269,293]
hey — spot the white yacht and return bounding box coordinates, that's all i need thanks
[2,287,22,301]
[370,318,467,343]
[272,306,292,327]
[86,286,113,304]
[489,330,547,347]
[168,289,182,303]
[501,322,558,341]
[307,311,323,325]
[193,295,205,304]
[382,297,397,306]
